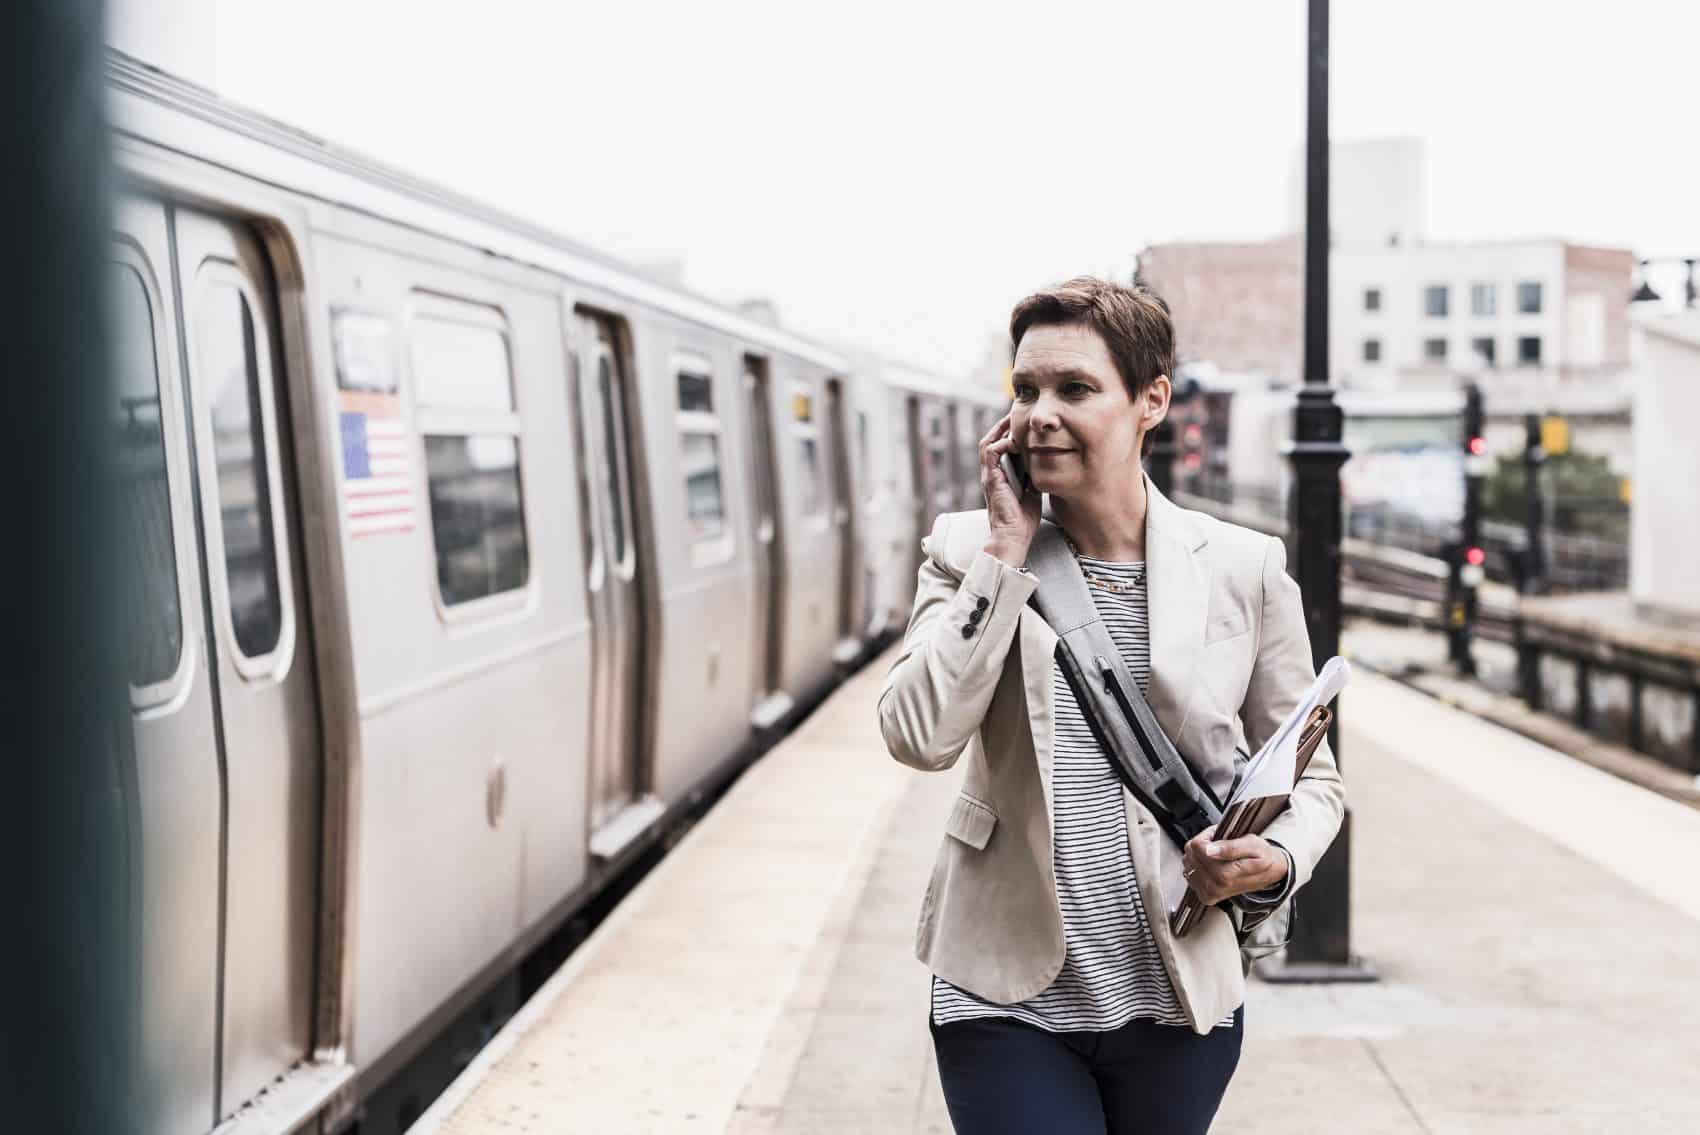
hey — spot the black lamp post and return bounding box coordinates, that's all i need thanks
[1260,0,1376,985]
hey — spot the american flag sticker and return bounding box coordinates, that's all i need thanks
[340,390,415,537]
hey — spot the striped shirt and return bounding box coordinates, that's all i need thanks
[931,556,1235,1033]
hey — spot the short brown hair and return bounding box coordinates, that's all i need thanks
[1009,277,1175,400]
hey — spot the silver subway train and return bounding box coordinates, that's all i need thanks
[106,54,1002,1135]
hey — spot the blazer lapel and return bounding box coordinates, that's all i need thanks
[1017,605,1058,838]
[1143,479,1210,743]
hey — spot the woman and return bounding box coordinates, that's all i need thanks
[878,278,1345,1134]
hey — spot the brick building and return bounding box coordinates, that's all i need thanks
[1134,237,1302,380]
[1136,140,1635,393]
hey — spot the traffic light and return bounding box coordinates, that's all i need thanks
[1181,421,1205,472]
[1450,383,1486,675]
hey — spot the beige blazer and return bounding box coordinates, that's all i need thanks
[878,481,1345,1034]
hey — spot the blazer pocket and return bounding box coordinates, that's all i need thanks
[1204,610,1250,644]
[944,792,998,850]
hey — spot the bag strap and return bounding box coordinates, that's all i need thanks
[1026,521,1223,851]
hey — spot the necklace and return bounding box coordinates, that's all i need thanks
[1063,533,1145,594]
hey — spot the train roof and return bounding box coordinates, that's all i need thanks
[105,51,851,373]
[871,359,1000,404]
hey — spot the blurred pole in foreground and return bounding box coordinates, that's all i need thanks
[1147,418,1176,497]
[1522,414,1547,595]
[1263,0,1376,984]
[1516,414,1548,708]
[1451,382,1486,677]
[0,2,136,1131]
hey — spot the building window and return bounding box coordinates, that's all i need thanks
[1363,287,1381,313]
[1472,337,1497,368]
[1518,281,1544,314]
[1362,338,1381,363]
[1517,336,1542,366]
[1470,283,1497,317]
[1423,338,1448,363]
[675,360,729,553]
[1424,285,1449,318]
[412,303,529,607]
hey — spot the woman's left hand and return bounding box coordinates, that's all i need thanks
[1181,827,1288,905]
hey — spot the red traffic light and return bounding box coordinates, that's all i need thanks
[1465,546,1485,566]
[1467,436,1486,456]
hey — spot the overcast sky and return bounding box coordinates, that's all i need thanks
[110,1,1698,375]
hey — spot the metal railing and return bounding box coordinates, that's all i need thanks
[1187,476,1629,594]
[1175,482,1698,777]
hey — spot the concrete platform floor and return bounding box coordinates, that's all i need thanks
[415,648,1700,1134]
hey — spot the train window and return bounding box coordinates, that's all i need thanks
[681,433,726,542]
[422,435,530,604]
[677,370,714,415]
[792,383,823,517]
[412,314,515,412]
[675,361,728,554]
[411,304,530,607]
[111,262,183,687]
[797,437,822,515]
[597,352,628,566]
[197,281,284,659]
[332,310,397,393]
[857,410,874,503]
[926,406,951,504]
[890,404,911,497]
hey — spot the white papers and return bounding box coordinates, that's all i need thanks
[1161,656,1351,915]
[1228,656,1350,807]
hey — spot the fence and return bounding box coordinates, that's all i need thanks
[1179,477,1697,777]
[1187,474,1629,594]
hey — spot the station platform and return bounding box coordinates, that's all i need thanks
[411,638,1700,1135]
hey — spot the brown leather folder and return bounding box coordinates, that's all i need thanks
[1169,704,1333,938]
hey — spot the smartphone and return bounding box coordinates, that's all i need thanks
[999,450,1034,496]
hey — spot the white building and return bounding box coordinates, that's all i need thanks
[1630,312,1700,617]
[1287,135,1427,252]
[1144,138,1637,396]
[1331,238,1634,396]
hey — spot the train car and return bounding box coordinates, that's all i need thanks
[956,384,1007,512]
[103,54,992,1135]
[850,362,1002,636]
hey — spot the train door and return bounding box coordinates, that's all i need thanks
[174,208,321,1121]
[115,199,322,1130]
[743,356,788,726]
[114,199,223,1134]
[824,378,859,661]
[571,314,650,855]
[963,405,991,509]
[943,403,964,510]
[905,395,927,562]
[923,399,955,524]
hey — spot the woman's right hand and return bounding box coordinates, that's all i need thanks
[979,413,1040,567]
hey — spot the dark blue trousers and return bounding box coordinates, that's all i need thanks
[929,1008,1243,1135]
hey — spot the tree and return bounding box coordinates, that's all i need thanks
[1482,450,1628,543]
